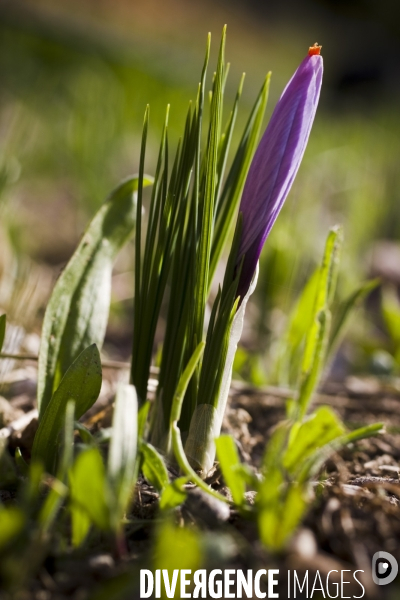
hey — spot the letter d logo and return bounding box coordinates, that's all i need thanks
[372,552,398,586]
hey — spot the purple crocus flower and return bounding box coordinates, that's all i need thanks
[236,44,323,300]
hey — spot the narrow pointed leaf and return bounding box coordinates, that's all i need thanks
[191,28,225,355]
[295,226,343,418]
[299,422,384,483]
[210,73,270,282]
[141,442,169,493]
[215,435,246,506]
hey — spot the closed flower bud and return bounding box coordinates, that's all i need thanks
[236,44,323,299]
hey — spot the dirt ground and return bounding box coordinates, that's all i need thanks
[1,362,400,599]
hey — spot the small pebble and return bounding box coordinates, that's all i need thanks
[290,528,317,559]
[184,488,230,527]
[88,554,114,571]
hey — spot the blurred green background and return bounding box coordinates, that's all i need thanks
[1,0,400,378]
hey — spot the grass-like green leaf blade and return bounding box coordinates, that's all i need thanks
[300,226,342,376]
[298,422,384,483]
[295,226,343,418]
[141,442,169,493]
[192,33,224,320]
[215,434,245,506]
[140,442,169,492]
[14,448,29,477]
[0,314,5,353]
[210,73,271,282]
[296,308,331,418]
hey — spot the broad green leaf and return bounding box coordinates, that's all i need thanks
[70,501,91,548]
[256,424,291,548]
[32,344,102,472]
[74,421,95,445]
[153,519,202,574]
[215,435,245,506]
[159,476,190,511]
[256,462,285,548]
[257,425,309,550]
[258,483,307,550]
[0,507,25,551]
[108,384,138,520]
[38,175,152,416]
[69,447,110,546]
[261,421,290,475]
[0,314,5,352]
[37,405,73,532]
[283,406,345,473]
[281,484,308,541]
[141,442,169,493]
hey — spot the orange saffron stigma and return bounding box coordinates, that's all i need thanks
[308,43,322,56]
